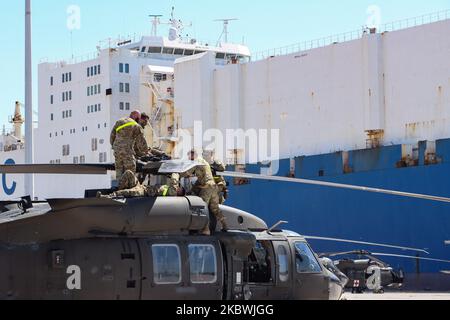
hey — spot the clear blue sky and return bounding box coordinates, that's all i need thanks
[0,0,448,128]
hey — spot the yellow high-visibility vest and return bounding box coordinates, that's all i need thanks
[116,120,138,133]
[161,185,169,197]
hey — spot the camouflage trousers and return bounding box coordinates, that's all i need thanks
[118,170,139,190]
[115,185,147,198]
[115,153,136,182]
[197,183,226,233]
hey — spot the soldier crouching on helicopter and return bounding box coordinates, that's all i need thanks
[99,170,181,198]
[183,149,228,235]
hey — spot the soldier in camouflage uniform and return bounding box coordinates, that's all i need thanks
[99,170,181,198]
[203,151,229,205]
[184,150,228,235]
[210,160,228,205]
[110,111,149,184]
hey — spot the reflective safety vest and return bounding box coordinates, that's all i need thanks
[161,185,169,197]
[116,120,138,133]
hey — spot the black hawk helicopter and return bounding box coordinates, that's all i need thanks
[318,250,450,294]
[0,160,448,300]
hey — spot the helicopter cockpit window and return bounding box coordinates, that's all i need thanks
[188,245,217,284]
[294,242,322,273]
[277,246,289,282]
[247,241,273,283]
[152,244,182,285]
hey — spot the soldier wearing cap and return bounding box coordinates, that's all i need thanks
[184,149,228,235]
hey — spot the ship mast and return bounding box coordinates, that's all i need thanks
[215,18,238,44]
[25,0,34,198]
[149,14,162,36]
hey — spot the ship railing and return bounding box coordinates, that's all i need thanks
[252,9,450,61]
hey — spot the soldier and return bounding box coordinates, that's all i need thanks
[98,170,181,198]
[110,111,149,184]
[184,150,228,235]
[203,151,229,205]
[138,112,150,129]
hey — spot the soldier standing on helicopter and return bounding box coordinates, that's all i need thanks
[184,149,228,235]
[110,110,149,185]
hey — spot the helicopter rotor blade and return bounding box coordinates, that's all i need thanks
[303,235,429,254]
[219,171,450,204]
[0,164,114,175]
[319,250,372,258]
[371,253,450,264]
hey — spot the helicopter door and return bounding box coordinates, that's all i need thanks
[244,240,275,300]
[291,241,329,300]
[141,239,223,300]
[115,239,143,300]
[270,241,292,300]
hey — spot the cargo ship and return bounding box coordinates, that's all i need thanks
[1,9,449,290]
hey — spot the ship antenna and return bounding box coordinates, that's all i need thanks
[214,18,238,45]
[149,14,163,36]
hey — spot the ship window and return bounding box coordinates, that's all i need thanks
[125,103,130,111]
[92,138,98,152]
[50,113,54,121]
[188,245,217,284]
[119,63,124,73]
[51,95,53,104]
[294,242,322,274]
[80,156,86,164]
[125,83,130,93]
[148,47,162,54]
[141,46,147,53]
[184,49,194,56]
[119,102,124,110]
[69,91,72,100]
[98,65,101,74]
[277,245,289,282]
[125,64,129,73]
[69,72,72,82]
[163,47,175,55]
[90,66,94,76]
[50,76,53,86]
[119,83,124,93]
[62,145,70,156]
[87,67,90,77]
[73,157,79,164]
[174,48,184,55]
[216,52,225,59]
[152,244,182,285]
[98,104,101,112]
[194,50,205,55]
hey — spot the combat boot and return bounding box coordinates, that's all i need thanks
[220,218,229,232]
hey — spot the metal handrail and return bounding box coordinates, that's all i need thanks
[252,9,450,61]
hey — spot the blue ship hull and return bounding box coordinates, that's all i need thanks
[227,139,450,291]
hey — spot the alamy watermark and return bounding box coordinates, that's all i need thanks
[366,5,382,30]
[67,5,81,31]
[173,122,281,175]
